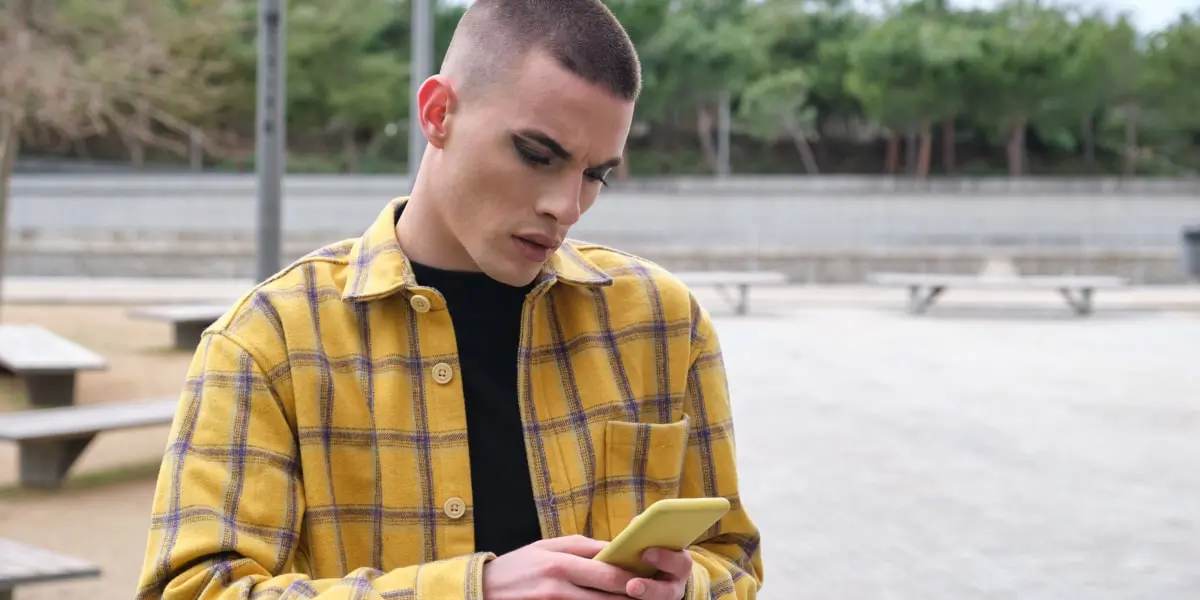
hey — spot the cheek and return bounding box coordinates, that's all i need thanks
[579,189,600,215]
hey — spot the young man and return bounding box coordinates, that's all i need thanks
[136,1,762,599]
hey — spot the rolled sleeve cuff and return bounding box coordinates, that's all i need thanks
[683,560,709,600]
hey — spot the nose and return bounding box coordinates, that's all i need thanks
[537,186,583,228]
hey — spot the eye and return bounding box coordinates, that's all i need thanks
[515,142,551,166]
[585,169,611,186]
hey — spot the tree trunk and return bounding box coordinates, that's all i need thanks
[0,112,19,317]
[1006,116,1027,177]
[917,120,933,178]
[905,128,918,174]
[782,113,819,174]
[885,132,901,174]
[127,98,150,167]
[342,128,360,173]
[1081,112,1096,172]
[1123,104,1140,177]
[941,119,956,174]
[695,104,720,174]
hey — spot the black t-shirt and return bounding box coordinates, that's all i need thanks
[400,210,543,556]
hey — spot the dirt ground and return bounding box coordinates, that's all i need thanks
[0,304,193,599]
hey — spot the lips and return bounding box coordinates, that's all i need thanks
[515,233,560,250]
[512,233,560,263]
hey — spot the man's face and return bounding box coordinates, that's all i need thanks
[432,50,635,286]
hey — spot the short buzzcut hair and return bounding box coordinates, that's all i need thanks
[440,0,642,102]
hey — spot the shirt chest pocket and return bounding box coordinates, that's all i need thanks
[591,416,691,541]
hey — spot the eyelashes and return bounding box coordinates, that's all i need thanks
[514,141,610,186]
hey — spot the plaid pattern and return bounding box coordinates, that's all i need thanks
[137,197,763,600]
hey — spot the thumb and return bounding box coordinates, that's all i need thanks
[535,535,608,558]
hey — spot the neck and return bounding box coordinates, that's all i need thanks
[395,154,479,272]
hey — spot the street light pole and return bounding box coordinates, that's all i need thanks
[255,0,286,282]
[409,0,434,185]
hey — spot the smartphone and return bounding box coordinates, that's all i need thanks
[593,497,731,577]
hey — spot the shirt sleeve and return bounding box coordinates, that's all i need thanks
[134,330,495,600]
[680,301,765,600]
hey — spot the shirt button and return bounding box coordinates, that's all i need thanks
[410,294,431,313]
[431,362,454,385]
[444,497,466,519]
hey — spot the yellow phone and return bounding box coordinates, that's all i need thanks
[593,497,731,577]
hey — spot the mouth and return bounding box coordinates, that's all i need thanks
[512,234,560,263]
[514,233,560,251]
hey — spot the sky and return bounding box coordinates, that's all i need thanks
[442,0,1196,33]
[954,0,1196,32]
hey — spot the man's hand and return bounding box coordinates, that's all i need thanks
[482,535,637,600]
[624,548,693,600]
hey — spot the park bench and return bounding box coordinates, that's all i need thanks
[0,325,108,408]
[0,397,177,489]
[868,264,1130,316]
[128,303,230,351]
[677,270,788,316]
[0,538,101,599]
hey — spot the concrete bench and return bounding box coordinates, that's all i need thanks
[677,270,788,315]
[128,303,229,351]
[868,271,1131,316]
[0,325,108,408]
[0,538,100,600]
[0,397,177,489]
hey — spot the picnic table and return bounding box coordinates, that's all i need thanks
[868,271,1130,316]
[677,270,788,315]
[0,397,178,489]
[128,303,230,351]
[0,538,100,599]
[0,325,108,408]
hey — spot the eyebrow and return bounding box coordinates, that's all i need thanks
[514,129,623,170]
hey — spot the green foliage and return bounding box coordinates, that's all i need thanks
[13,0,1200,175]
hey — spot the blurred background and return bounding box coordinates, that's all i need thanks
[0,0,1198,599]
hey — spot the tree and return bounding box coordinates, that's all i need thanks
[738,68,821,174]
[638,1,765,174]
[846,12,984,176]
[0,0,234,307]
[747,0,871,171]
[1141,12,1200,172]
[287,0,410,172]
[965,1,1077,175]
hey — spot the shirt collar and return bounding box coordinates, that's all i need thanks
[341,197,612,302]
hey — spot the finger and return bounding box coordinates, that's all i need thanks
[642,548,693,579]
[535,534,608,558]
[557,553,638,594]
[540,578,629,600]
[626,576,687,600]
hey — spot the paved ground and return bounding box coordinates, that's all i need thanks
[1,296,1198,599]
[5,276,1200,310]
[721,306,1199,599]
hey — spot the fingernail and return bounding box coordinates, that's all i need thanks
[631,581,646,597]
[644,548,658,562]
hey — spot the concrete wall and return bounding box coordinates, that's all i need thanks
[8,174,1199,282]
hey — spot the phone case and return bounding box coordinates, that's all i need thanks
[593,497,731,577]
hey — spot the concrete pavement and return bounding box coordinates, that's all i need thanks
[1,296,1197,598]
[1,276,1197,314]
[721,307,1200,599]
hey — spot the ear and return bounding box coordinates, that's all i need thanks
[417,75,457,150]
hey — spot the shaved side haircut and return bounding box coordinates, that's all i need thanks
[441,0,642,102]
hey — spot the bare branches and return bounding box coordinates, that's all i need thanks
[0,0,238,159]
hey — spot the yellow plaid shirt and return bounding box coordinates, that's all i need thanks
[137,198,763,599]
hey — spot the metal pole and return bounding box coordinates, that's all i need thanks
[255,0,286,281]
[409,0,434,181]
